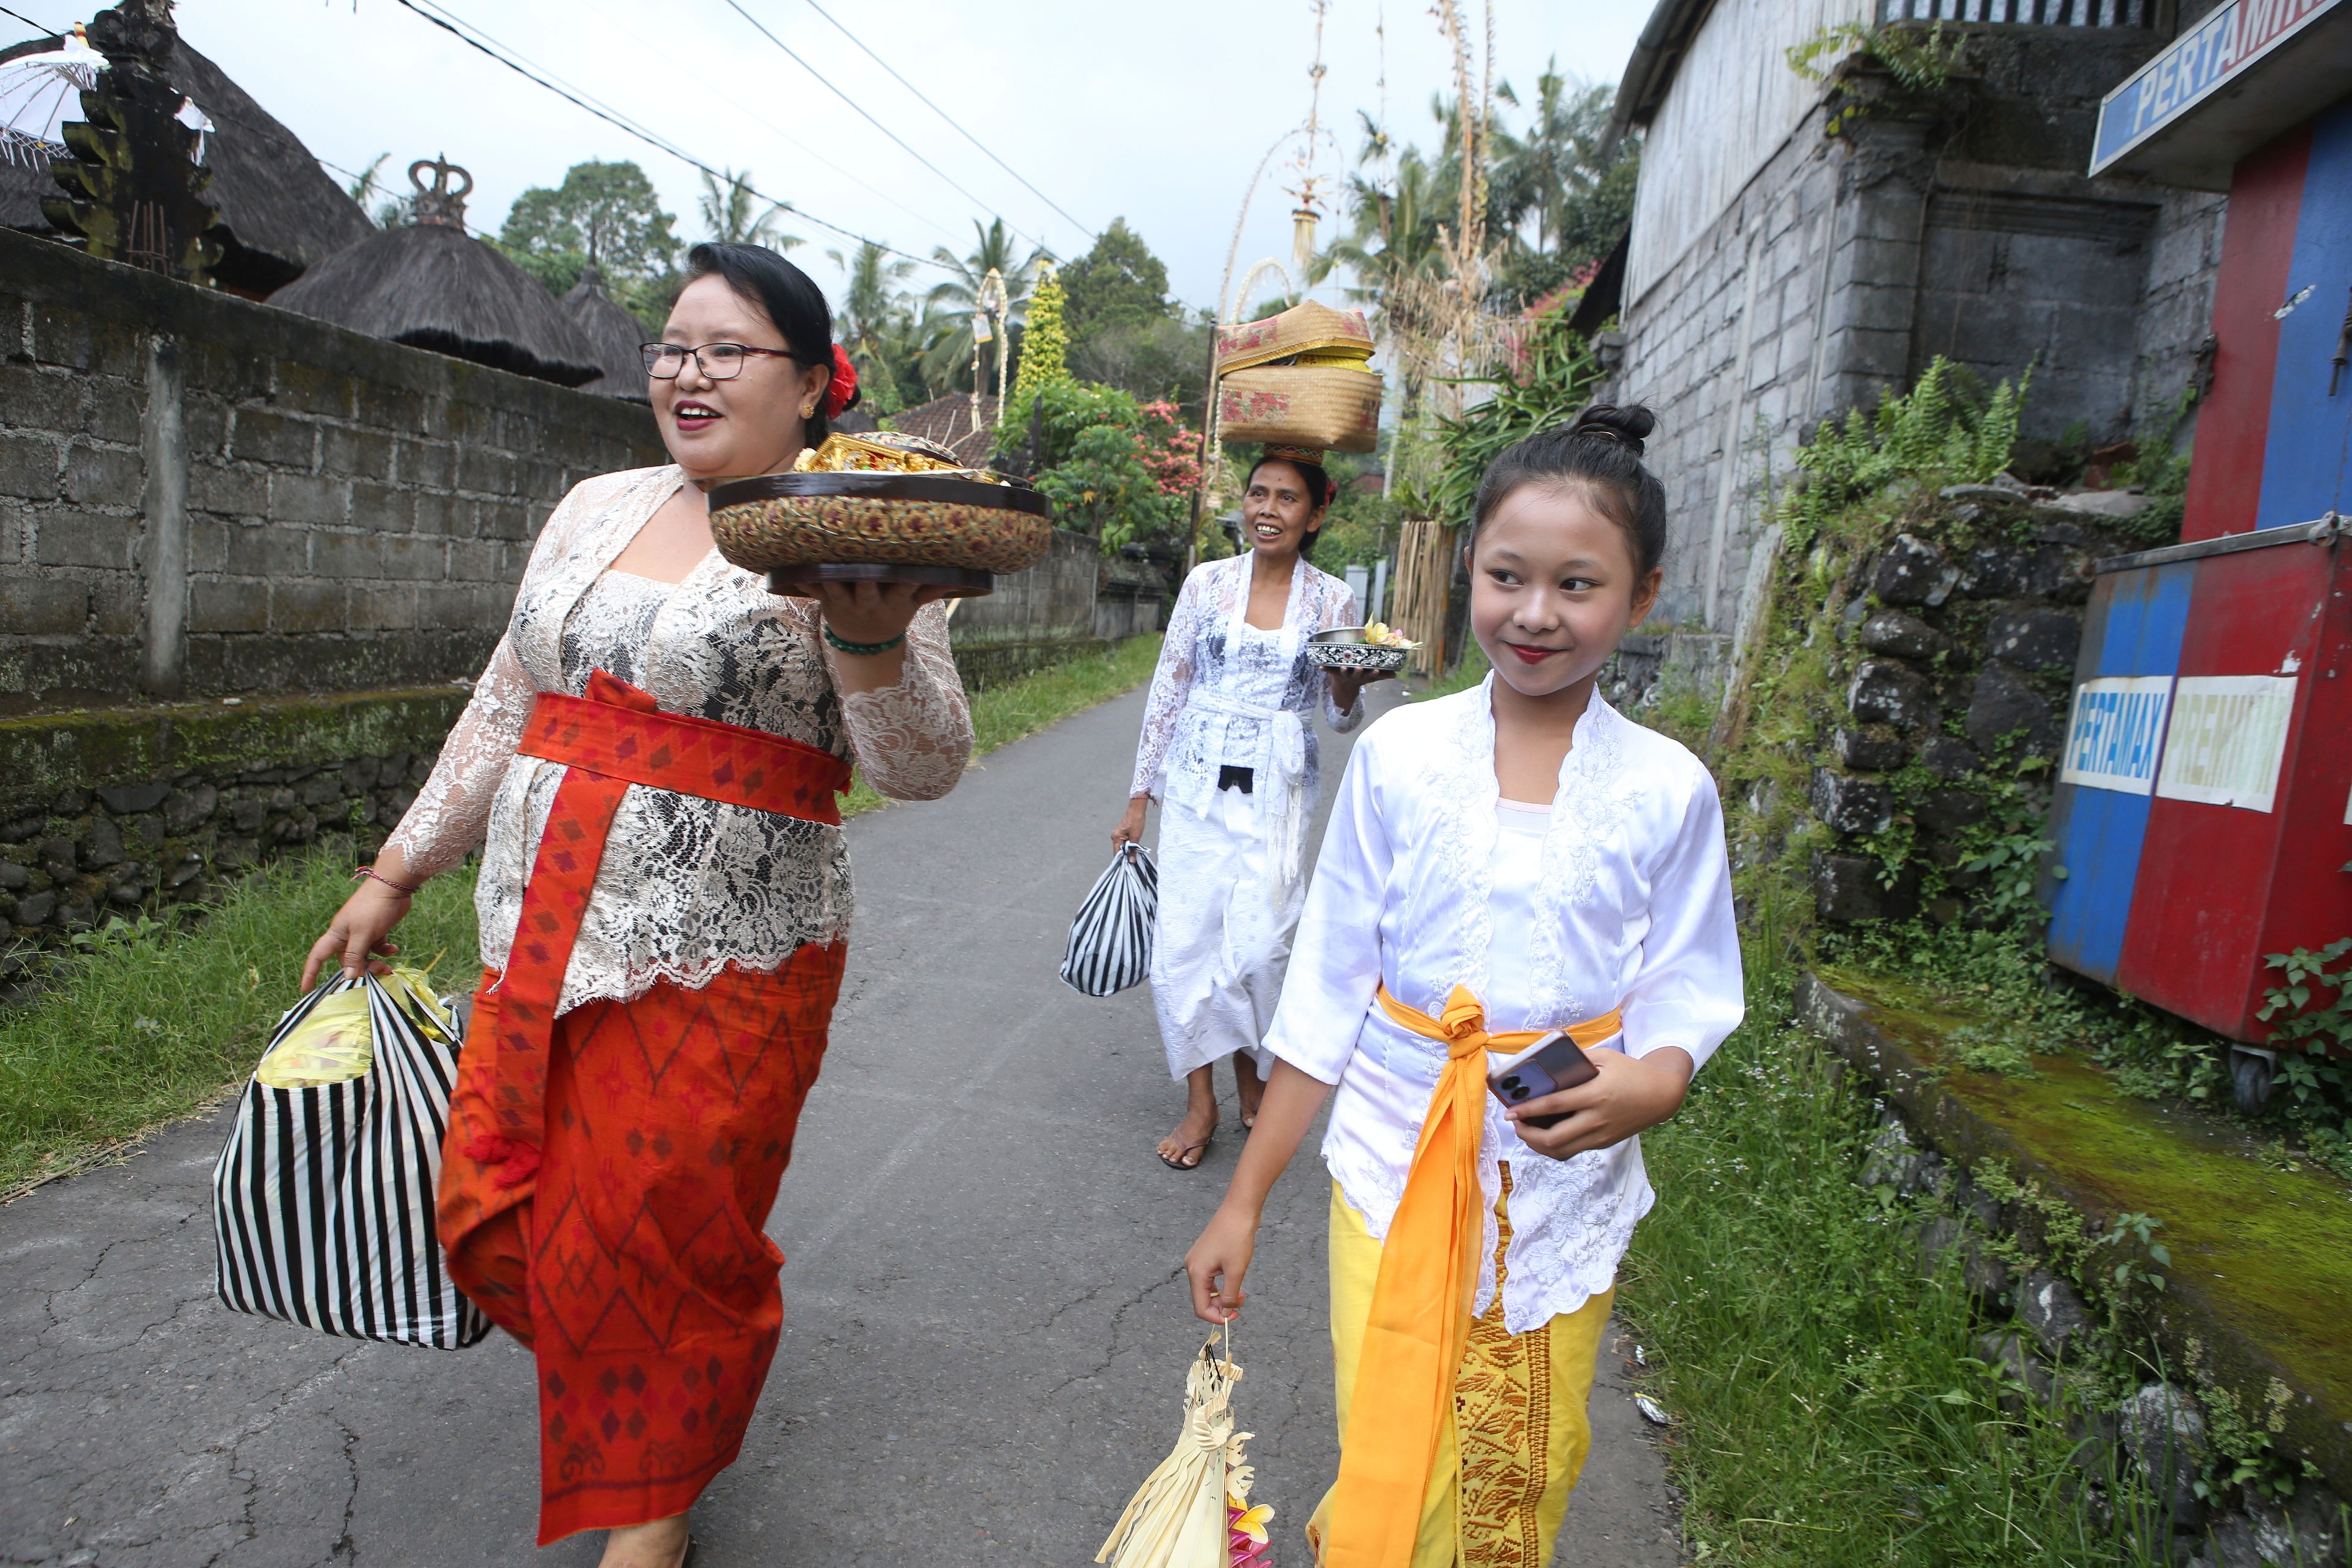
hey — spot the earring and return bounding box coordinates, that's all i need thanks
[801,399,818,418]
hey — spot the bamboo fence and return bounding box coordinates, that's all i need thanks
[1391,518,1458,677]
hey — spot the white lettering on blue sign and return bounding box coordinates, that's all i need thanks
[2059,676,2174,796]
[2091,0,2346,174]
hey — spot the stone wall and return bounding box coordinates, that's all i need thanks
[0,226,665,712]
[1799,483,2152,925]
[946,527,1157,690]
[1616,19,2218,641]
[0,687,464,975]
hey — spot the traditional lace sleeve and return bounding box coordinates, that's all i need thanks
[1314,573,1368,733]
[839,601,973,801]
[382,631,537,880]
[1129,565,1208,799]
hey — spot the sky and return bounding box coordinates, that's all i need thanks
[0,0,1646,315]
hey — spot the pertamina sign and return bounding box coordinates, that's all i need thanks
[2092,0,2346,173]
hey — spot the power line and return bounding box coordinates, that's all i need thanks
[792,0,1093,242]
[715,0,1053,257]
[0,5,59,35]
[392,0,947,271]
[566,0,971,249]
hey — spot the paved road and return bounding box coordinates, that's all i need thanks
[0,682,1683,1567]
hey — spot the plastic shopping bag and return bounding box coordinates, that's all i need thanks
[214,967,490,1349]
[1061,843,1158,997]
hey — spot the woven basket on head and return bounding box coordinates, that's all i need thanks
[1217,364,1382,454]
[1213,300,1373,377]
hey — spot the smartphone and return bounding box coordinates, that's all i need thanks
[1487,1030,1601,1129]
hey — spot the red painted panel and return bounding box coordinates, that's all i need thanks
[2114,543,2335,1037]
[2255,544,2352,1043]
[2180,126,2310,544]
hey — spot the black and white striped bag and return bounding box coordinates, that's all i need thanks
[212,973,491,1349]
[1060,843,1158,997]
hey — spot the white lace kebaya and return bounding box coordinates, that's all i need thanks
[1130,552,1364,1078]
[383,465,973,1016]
[1262,676,1744,1332]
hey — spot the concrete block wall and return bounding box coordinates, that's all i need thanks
[1618,96,1855,635]
[0,227,665,712]
[1619,32,2222,640]
[2129,185,2228,434]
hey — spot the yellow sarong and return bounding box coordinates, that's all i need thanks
[1317,984,1621,1568]
[1310,1176,1611,1567]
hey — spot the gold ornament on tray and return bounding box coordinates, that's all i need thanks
[709,432,1053,599]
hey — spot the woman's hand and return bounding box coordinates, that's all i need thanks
[1327,668,1392,710]
[1186,1203,1259,1323]
[1112,793,1150,850]
[810,579,947,647]
[301,876,414,990]
[1507,1046,1695,1161]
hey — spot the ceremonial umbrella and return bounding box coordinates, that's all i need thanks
[1097,1331,1274,1568]
[0,27,209,170]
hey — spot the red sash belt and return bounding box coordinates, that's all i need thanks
[469,669,851,1187]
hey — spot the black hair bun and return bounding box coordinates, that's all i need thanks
[1569,403,1656,456]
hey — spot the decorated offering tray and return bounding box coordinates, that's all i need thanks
[707,432,1053,598]
[1307,623,1414,674]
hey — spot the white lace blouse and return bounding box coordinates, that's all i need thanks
[1263,677,1744,1332]
[384,465,973,1014]
[1128,552,1365,809]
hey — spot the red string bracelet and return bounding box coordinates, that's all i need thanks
[351,865,421,896]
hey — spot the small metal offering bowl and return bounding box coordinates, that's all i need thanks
[1306,641,1409,674]
[706,471,1055,599]
[1310,625,1368,644]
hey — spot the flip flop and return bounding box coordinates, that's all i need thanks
[1158,1134,1213,1170]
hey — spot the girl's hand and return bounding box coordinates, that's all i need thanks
[301,878,412,989]
[1186,1204,1259,1323]
[810,579,947,647]
[1507,1046,1695,1161]
[1111,794,1150,850]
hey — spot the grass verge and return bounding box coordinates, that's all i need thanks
[0,633,1164,1197]
[0,858,482,1197]
[1623,880,2162,1567]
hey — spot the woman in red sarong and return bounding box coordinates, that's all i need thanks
[303,243,973,1568]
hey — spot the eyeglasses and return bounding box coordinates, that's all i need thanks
[639,341,798,380]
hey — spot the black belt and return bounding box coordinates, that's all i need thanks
[1216,764,1254,795]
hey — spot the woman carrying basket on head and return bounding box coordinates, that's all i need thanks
[302,243,971,1568]
[1112,446,1389,1169]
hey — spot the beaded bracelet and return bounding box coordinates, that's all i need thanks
[823,626,907,657]
[351,865,421,896]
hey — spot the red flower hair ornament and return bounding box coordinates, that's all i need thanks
[823,344,859,418]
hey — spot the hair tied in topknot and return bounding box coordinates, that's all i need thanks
[1568,403,1655,458]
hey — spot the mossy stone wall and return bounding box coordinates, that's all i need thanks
[0,687,465,978]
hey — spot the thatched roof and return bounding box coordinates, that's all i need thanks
[268,221,602,387]
[891,393,1000,466]
[560,266,650,403]
[0,31,372,296]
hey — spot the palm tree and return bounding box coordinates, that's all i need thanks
[698,168,801,251]
[1488,64,1623,263]
[345,152,405,229]
[922,217,1048,393]
[827,241,919,413]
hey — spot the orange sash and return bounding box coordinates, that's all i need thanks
[1321,984,1622,1568]
[461,669,850,1190]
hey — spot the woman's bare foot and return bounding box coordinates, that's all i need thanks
[1158,1067,1219,1169]
[1234,1053,1266,1129]
[598,1514,690,1568]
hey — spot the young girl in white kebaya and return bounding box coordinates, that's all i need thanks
[1185,406,1744,1568]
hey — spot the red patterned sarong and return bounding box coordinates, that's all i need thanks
[436,671,853,1543]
